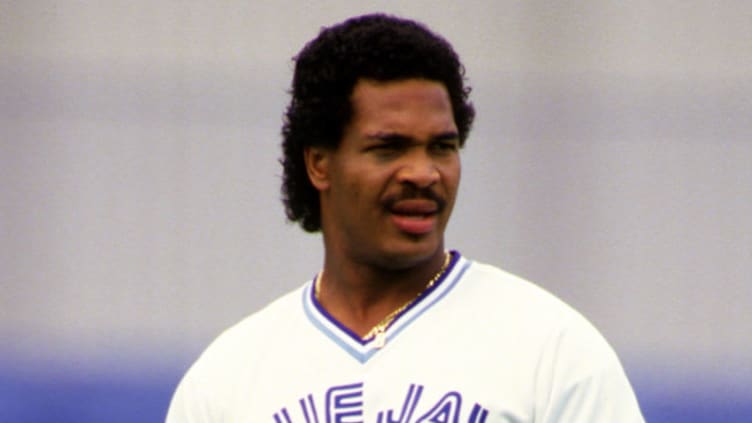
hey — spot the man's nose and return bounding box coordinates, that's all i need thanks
[395,152,440,188]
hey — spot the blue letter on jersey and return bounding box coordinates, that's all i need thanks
[416,392,461,423]
[377,384,424,423]
[325,382,364,423]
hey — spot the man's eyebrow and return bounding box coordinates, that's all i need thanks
[367,133,411,143]
[366,131,459,143]
[432,131,460,142]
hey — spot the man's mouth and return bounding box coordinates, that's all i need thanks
[387,199,440,235]
[390,198,438,215]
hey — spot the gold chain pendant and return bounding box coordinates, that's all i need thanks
[374,327,387,348]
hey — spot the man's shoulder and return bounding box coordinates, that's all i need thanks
[192,282,309,365]
[458,256,610,343]
[461,257,574,314]
[458,256,620,364]
[221,282,308,341]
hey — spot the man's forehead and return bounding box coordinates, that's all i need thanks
[333,79,458,147]
[350,79,453,116]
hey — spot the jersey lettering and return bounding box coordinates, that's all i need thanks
[274,408,293,423]
[415,392,461,423]
[272,383,488,423]
[377,384,423,423]
[325,382,364,423]
[300,394,321,423]
[467,404,488,423]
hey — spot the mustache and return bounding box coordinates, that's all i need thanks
[383,186,446,212]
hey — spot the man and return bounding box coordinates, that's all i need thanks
[167,14,644,422]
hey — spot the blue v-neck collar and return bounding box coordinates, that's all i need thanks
[301,251,471,363]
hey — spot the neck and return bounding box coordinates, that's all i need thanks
[316,249,449,338]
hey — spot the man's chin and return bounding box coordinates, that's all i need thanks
[376,239,444,270]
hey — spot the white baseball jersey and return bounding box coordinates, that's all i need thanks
[166,252,644,422]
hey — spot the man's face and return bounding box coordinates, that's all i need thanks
[306,78,461,269]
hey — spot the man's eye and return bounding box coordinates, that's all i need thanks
[368,143,401,153]
[433,141,459,152]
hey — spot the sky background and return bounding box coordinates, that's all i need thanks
[1,1,751,421]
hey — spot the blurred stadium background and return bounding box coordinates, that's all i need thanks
[2,1,750,421]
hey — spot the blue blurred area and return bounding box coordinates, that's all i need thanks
[2,362,751,422]
[636,387,752,423]
[0,363,177,423]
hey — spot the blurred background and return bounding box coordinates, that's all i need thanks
[1,1,750,421]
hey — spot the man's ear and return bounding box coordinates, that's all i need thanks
[304,146,331,191]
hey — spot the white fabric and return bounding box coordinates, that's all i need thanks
[166,253,644,422]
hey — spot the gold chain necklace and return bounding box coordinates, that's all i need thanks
[314,251,451,348]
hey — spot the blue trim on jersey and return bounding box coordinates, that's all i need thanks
[302,251,470,364]
[307,276,370,346]
[386,259,470,341]
[302,284,370,361]
[384,250,461,324]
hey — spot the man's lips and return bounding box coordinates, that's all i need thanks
[386,198,442,235]
[383,187,446,215]
[389,199,439,215]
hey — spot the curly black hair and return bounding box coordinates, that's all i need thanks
[281,13,475,232]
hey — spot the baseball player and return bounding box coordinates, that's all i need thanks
[167,14,644,423]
